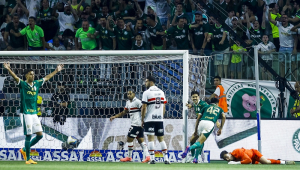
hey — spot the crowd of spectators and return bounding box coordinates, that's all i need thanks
[0,0,299,80]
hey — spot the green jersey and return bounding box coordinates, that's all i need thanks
[75,27,97,50]
[249,27,265,45]
[20,25,44,48]
[18,79,44,115]
[209,24,229,51]
[200,104,224,123]
[5,22,26,48]
[189,22,210,49]
[165,25,190,50]
[193,100,209,115]
[114,27,134,50]
[37,8,55,27]
[96,25,115,50]
[147,22,164,47]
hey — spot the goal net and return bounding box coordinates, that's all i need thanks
[0,51,210,162]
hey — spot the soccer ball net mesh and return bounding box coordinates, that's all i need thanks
[0,54,210,162]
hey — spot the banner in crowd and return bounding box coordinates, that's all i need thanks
[1,117,300,161]
[222,79,296,118]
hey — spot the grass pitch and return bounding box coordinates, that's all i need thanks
[0,161,298,170]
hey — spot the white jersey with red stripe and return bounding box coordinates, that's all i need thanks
[124,97,142,126]
[142,86,167,122]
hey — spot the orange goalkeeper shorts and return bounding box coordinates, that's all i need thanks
[251,149,263,163]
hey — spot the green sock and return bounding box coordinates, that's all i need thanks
[194,143,205,159]
[25,135,31,161]
[23,135,43,152]
[190,142,195,157]
[190,142,201,150]
[30,135,43,147]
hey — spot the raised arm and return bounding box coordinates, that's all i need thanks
[134,0,143,16]
[261,6,266,29]
[3,63,20,83]
[189,0,195,10]
[10,3,18,15]
[268,8,277,25]
[245,10,251,29]
[18,0,29,17]
[44,64,64,81]
[69,2,79,21]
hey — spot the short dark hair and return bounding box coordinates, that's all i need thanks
[146,75,156,83]
[82,19,89,23]
[117,17,124,21]
[177,3,183,7]
[220,150,228,159]
[24,69,34,76]
[210,98,219,104]
[191,91,199,96]
[127,88,135,93]
[177,16,186,22]
[13,13,19,18]
[214,76,221,81]
[29,16,36,22]
[147,14,155,21]
[62,29,75,37]
[136,33,142,37]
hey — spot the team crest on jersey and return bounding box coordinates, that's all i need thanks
[105,30,108,34]
[200,27,203,31]
[221,28,224,32]
[257,31,260,33]
[125,10,128,14]
[153,29,156,33]
[35,33,38,36]
[124,31,128,35]
[182,30,185,33]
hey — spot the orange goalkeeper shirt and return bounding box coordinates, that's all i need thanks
[231,148,263,164]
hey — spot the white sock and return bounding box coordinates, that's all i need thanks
[140,142,150,157]
[280,160,285,164]
[160,141,168,161]
[148,141,155,160]
[128,142,133,158]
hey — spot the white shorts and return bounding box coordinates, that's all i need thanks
[21,114,43,135]
[197,120,215,137]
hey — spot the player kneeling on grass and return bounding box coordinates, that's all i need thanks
[182,98,226,163]
[220,148,295,165]
[3,62,64,164]
[110,89,150,163]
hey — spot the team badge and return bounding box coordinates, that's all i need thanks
[105,30,108,34]
[124,31,128,35]
[183,30,185,33]
[257,31,260,33]
[153,29,156,33]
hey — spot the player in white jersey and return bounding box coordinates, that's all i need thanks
[110,89,150,163]
[141,76,170,164]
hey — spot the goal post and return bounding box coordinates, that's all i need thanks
[0,50,210,162]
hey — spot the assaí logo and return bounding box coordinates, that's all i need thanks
[87,151,103,162]
[226,83,277,118]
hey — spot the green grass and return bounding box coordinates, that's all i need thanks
[0,161,299,170]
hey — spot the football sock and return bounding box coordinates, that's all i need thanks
[25,135,31,161]
[160,141,168,161]
[148,141,155,161]
[194,143,204,159]
[190,141,202,150]
[190,141,195,157]
[269,159,283,164]
[128,142,133,158]
[30,135,43,147]
[140,142,150,157]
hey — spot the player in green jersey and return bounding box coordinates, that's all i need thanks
[3,62,64,164]
[185,91,209,163]
[182,98,226,163]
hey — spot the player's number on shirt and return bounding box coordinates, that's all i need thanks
[207,106,219,116]
[155,97,161,109]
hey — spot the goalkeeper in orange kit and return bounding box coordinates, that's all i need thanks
[220,148,295,165]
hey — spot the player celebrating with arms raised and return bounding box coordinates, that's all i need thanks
[141,76,170,164]
[110,89,150,163]
[3,62,64,164]
[182,98,226,163]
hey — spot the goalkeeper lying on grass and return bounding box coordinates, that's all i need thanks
[220,148,295,165]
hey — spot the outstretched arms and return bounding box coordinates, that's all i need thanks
[44,64,64,81]
[3,62,20,83]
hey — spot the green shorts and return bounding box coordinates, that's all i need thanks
[153,45,163,50]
